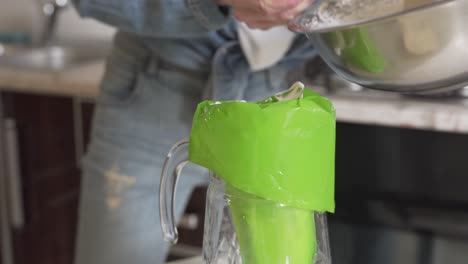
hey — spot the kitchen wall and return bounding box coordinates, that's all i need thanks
[0,0,115,44]
[55,5,115,43]
[0,0,41,41]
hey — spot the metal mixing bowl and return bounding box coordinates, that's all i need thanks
[290,0,468,94]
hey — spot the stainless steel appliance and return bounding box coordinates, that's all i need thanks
[330,122,468,264]
[291,0,468,94]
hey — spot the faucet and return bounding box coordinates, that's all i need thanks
[39,0,69,45]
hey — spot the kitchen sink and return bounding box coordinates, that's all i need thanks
[0,44,109,72]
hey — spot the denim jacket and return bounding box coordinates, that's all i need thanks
[72,3,320,264]
[72,0,317,100]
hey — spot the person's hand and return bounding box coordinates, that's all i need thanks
[217,0,313,30]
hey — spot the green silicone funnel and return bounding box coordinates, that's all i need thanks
[189,82,335,264]
[228,183,317,264]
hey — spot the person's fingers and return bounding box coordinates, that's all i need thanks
[224,0,312,29]
[230,0,262,11]
[259,0,302,14]
[233,0,301,14]
[279,0,314,19]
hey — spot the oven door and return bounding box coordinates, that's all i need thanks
[331,123,468,264]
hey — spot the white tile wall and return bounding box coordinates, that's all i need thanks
[0,0,42,41]
[0,0,115,44]
[55,6,115,43]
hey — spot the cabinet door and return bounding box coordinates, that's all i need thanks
[0,94,13,264]
[2,93,81,264]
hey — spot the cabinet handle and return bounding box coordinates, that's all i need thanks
[0,95,15,264]
[0,166,14,264]
[4,119,24,230]
[72,98,84,168]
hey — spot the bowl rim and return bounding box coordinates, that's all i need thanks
[289,0,457,33]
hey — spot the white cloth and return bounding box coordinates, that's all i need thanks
[237,22,296,72]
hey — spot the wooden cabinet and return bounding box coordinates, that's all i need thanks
[0,92,205,264]
[0,93,94,264]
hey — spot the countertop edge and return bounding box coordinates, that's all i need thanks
[1,62,468,134]
[0,61,103,100]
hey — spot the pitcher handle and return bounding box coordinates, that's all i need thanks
[159,139,190,244]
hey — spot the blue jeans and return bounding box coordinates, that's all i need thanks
[74,31,314,264]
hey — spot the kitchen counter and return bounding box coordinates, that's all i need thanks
[0,61,103,99]
[1,61,468,134]
[330,90,468,133]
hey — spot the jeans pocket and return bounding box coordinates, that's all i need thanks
[96,32,152,106]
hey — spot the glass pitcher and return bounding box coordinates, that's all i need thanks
[159,139,332,264]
